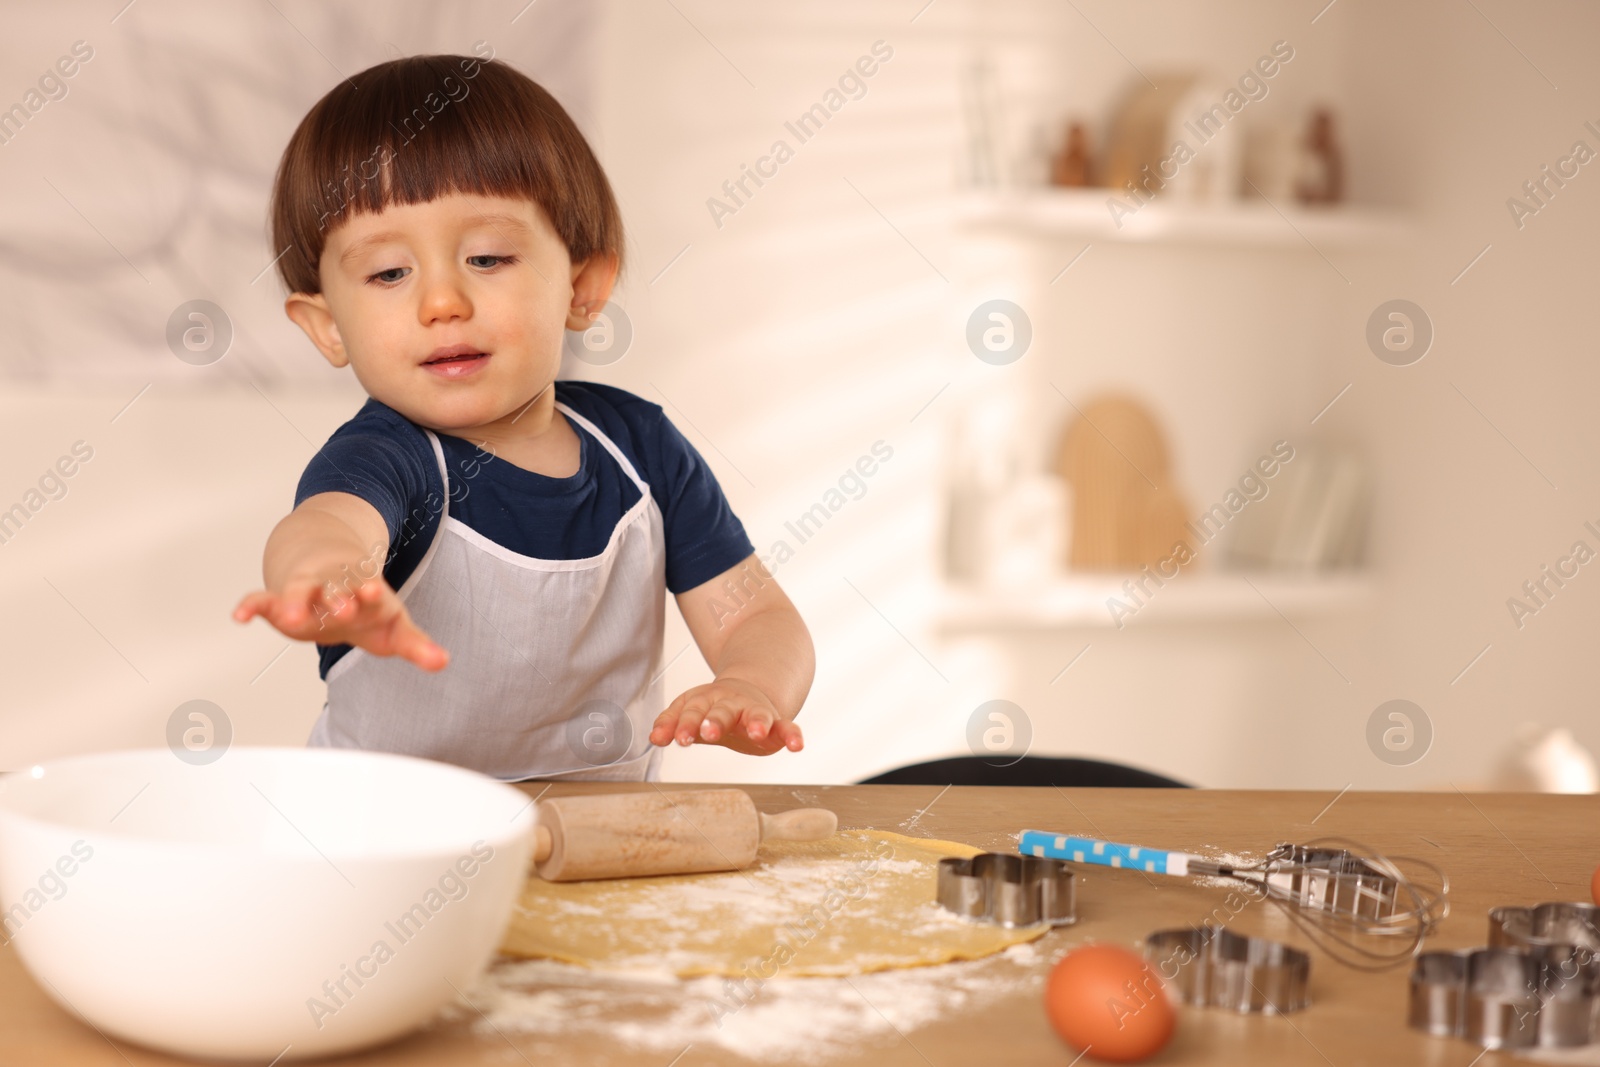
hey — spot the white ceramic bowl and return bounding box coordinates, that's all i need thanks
[0,746,535,1060]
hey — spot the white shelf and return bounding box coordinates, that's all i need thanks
[958,189,1415,249]
[936,571,1375,633]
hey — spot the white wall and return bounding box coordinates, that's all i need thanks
[1330,0,1600,786]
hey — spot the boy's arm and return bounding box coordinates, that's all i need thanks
[233,491,448,671]
[651,553,815,756]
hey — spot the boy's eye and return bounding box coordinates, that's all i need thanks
[363,255,517,286]
[367,267,408,285]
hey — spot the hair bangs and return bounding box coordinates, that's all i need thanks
[270,53,621,295]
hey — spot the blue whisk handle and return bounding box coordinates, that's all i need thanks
[1017,831,1202,876]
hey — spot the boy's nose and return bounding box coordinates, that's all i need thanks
[418,272,472,324]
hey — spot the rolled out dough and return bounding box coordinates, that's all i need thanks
[499,830,1048,977]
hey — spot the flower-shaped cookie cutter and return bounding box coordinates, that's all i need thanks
[1142,925,1311,1014]
[934,852,1076,929]
[1488,901,1600,955]
[1408,943,1600,1050]
[1408,902,1600,1050]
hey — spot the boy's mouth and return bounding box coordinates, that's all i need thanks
[422,345,491,379]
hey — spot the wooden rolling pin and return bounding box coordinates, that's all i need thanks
[531,788,838,881]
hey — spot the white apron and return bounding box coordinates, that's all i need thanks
[308,402,667,782]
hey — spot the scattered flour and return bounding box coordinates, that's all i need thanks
[1187,850,1261,889]
[442,941,1047,1064]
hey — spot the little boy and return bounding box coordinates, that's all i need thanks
[233,52,814,781]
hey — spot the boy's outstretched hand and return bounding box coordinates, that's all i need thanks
[651,676,804,756]
[233,576,449,672]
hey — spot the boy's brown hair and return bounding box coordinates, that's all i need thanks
[269,52,622,295]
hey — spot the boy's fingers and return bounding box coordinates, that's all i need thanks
[278,599,308,628]
[697,701,742,742]
[323,591,356,620]
[238,578,401,643]
[354,596,430,665]
[323,577,379,619]
[256,594,313,638]
[675,703,709,746]
[651,703,682,738]
[739,705,776,741]
[339,581,400,636]
[396,629,444,671]
[279,579,328,627]
[397,630,448,671]
[714,703,772,744]
[773,719,805,751]
[354,583,396,622]
[351,580,391,619]
[393,612,448,671]
[232,591,271,622]
[649,715,678,745]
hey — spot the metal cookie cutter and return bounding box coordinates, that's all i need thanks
[1143,925,1311,1014]
[1407,944,1600,1049]
[1489,902,1600,956]
[935,852,1075,928]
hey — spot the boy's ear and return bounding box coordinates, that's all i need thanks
[284,292,349,368]
[566,252,620,331]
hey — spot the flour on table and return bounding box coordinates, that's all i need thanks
[443,942,1047,1065]
[1187,850,1259,888]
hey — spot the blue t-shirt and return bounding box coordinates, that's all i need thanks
[294,381,754,679]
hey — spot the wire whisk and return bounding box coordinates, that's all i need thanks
[1018,831,1450,971]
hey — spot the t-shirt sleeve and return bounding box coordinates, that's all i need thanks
[293,428,434,549]
[649,411,756,593]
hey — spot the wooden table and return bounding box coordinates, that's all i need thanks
[3,784,1595,1066]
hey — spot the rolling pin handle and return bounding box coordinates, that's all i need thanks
[534,823,553,864]
[758,808,838,843]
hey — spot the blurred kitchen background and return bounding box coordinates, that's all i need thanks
[1,0,1597,792]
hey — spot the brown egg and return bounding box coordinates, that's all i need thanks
[1044,943,1176,1063]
